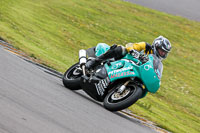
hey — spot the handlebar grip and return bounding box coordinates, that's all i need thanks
[131,58,142,65]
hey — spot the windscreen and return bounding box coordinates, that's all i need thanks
[153,55,163,79]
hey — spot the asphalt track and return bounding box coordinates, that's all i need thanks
[125,0,200,22]
[0,45,157,133]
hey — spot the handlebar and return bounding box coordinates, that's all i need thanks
[129,50,149,65]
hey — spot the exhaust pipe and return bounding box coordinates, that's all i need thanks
[79,49,87,76]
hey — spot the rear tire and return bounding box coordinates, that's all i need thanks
[103,82,142,111]
[62,63,82,90]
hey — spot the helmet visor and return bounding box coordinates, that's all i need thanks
[157,47,168,58]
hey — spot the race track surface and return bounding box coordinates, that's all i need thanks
[0,46,156,133]
[125,0,200,21]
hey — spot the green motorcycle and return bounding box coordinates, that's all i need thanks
[63,43,163,111]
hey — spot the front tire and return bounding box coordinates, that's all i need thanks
[62,63,82,90]
[103,82,142,111]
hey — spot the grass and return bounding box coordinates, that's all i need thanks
[0,0,200,132]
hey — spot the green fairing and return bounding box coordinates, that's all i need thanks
[139,55,161,93]
[95,43,110,57]
[105,60,139,81]
[95,43,161,94]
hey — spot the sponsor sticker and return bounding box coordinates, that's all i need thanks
[111,62,123,69]
[144,65,153,71]
[95,78,110,96]
[110,71,135,78]
[108,66,133,75]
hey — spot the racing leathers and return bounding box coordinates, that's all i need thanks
[125,42,153,55]
[85,42,153,69]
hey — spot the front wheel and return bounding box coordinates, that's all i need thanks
[103,82,142,111]
[62,63,82,90]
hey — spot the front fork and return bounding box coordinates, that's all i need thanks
[117,78,147,98]
[117,78,133,94]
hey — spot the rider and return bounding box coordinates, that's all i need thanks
[85,36,172,69]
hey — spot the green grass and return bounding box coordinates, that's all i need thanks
[0,0,200,132]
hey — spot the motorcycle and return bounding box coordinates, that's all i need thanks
[62,43,163,111]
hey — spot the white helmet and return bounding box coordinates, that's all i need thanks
[152,36,172,60]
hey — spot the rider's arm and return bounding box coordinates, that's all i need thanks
[125,42,152,54]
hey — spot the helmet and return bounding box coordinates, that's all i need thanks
[152,36,172,60]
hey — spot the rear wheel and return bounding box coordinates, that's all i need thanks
[62,63,82,90]
[103,82,142,111]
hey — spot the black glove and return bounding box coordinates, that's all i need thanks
[130,49,140,59]
[139,53,149,63]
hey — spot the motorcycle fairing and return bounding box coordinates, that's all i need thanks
[139,55,160,93]
[94,43,161,94]
[80,78,106,102]
[80,66,109,102]
[95,43,110,57]
[105,55,160,93]
[105,60,140,82]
